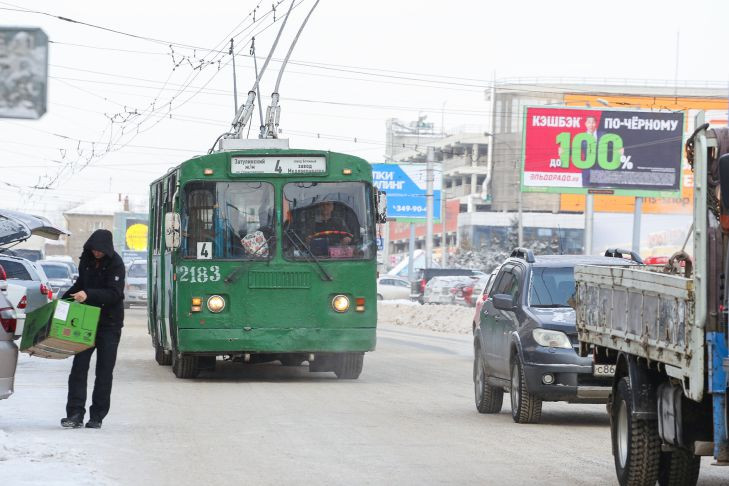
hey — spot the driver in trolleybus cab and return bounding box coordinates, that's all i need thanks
[306,201,359,257]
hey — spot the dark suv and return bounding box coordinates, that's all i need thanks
[472,248,641,424]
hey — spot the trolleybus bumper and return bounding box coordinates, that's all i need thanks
[176,327,376,353]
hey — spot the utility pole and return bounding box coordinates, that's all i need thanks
[585,193,594,255]
[407,223,415,281]
[230,39,238,116]
[441,189,447,267]
[632,197,642,254]
[425,147,434,268]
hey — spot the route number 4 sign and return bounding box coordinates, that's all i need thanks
[197,242,212,259]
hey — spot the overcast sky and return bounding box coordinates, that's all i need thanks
[2,0,728,219]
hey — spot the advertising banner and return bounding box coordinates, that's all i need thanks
[371,163,441,221]
[522,107,684,197]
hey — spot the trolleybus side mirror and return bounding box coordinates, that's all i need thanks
[164,212,181,249]
[719,153,729,210]
[375,190,387,224]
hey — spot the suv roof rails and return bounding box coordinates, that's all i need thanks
[510,247,535,263]
[604,248,644,264]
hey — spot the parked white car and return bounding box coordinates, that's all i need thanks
[1,264,22,400]
[0,209,67,400]
[376,276,411,300]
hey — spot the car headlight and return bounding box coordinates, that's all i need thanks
[331,294,350,313]
[532,329,572,349]
[207,295,226,313]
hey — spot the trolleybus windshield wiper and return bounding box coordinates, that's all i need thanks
[284,228,333,281]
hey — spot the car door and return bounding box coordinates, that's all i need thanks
[495,265,524,378]
[393,279,411,300]
[480,264,513,376]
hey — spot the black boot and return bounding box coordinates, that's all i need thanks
[85,419,102,429]
[60,413,83,428]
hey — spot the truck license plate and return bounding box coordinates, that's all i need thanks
[593,364,616,377]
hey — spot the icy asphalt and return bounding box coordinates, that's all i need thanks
[1,307,727,485]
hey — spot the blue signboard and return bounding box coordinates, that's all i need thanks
[371,163,442,220]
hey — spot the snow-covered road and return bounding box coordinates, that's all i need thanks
[1,307,727,485]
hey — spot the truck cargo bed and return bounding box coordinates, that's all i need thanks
[575,265,704,400]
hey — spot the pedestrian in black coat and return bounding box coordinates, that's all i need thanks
[60,229,125,429]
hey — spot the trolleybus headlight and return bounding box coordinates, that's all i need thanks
[332,295,350,313]
[207,295,226,313]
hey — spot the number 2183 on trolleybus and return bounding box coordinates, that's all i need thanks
[147,142,386,379]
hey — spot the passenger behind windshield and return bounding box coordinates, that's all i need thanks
[529,267,575,308]
[182,181,275,259]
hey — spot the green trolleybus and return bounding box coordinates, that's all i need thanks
[147,139,385,379]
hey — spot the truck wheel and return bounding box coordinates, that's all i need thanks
[510,356,542,424]
[612,376,660,486]
[154,343,172,366]
[474,349,503,413]
[658,449,701,486]
[334,353,364,379]
[172,349,199,379]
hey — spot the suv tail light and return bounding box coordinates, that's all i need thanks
[0,264,6,281]
[0,306,17,334]
[40,283,49,296]
[420,279,426,293]
[17,295,27,309]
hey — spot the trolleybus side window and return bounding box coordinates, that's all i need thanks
[181,181,275,260]
[282,182,375,260]
[152,182,163,253]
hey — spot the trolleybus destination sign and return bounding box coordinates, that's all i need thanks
[521,106,684,197]
[231,156,327,174]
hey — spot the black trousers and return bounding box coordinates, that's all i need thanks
[66,327,122,421]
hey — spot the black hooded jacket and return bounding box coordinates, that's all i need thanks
[62,229,126,328]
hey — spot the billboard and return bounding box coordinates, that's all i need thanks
[522,106,684,197]
[371,163,441,221]
[0,27,48,119]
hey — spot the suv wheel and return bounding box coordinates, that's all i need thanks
[474,349,503,413]
[510,356,542,424]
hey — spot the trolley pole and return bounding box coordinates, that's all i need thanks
[425,147,434,268]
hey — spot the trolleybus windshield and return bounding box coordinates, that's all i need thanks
[181,181,275,260]
[282,182,375,260]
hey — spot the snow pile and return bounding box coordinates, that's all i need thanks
[451,216,570,273]
[0,429,106,485]
[378,301,475,334]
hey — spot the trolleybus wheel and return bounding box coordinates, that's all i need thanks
[172,348,199,379]
[334,353,363,379]
[155,343,172,366]
[612,376,661,486]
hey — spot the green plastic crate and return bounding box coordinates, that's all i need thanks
[20,299,100,359]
